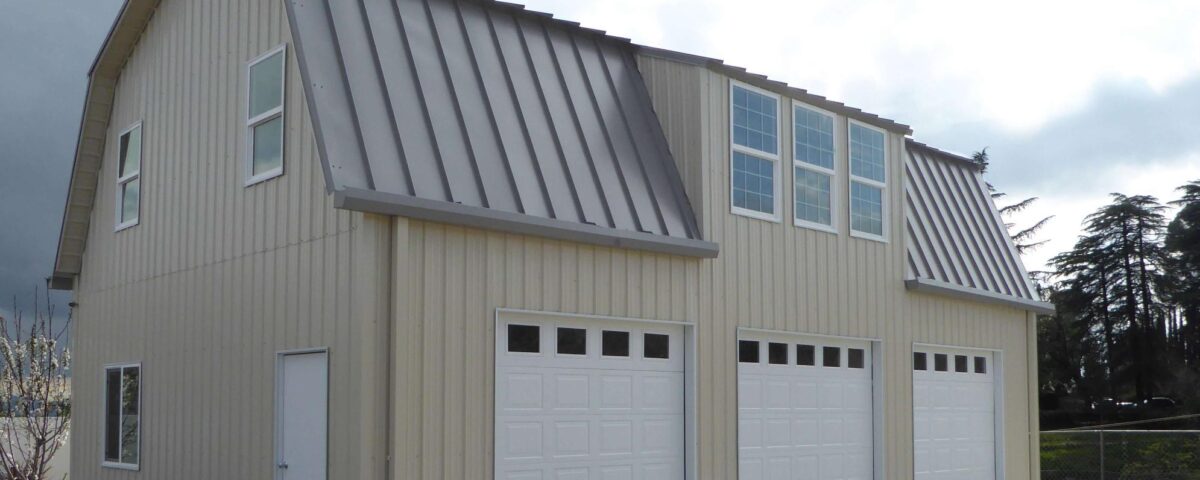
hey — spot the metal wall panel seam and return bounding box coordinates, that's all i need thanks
[940,159,1020,296]
[905,156,967,285]
[910,150,980,289]
[928,153,1007,294]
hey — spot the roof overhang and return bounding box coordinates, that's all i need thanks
[906,278,1055,315]
[50,0,160,290]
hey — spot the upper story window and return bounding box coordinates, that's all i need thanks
[115,123,142,231]
[793,103,836,232]
[103,364,141,470]
[849,121,887,239]
[246,45,287,186]
[731,83,780,221]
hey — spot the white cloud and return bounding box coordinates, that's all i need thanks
[516,0,1200,273]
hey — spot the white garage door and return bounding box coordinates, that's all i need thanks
[738,332,875,480]
[912,346,997,480]
[495,315,686,480]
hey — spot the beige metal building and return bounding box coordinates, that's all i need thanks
[52,0,1052,479]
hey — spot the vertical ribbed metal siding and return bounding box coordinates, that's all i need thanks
[386,55,1038,480]
[284,0,702,242]
[904,143,1039,300]
[69,1,391,478]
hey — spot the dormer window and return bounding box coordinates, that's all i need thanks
[849,121,887,239]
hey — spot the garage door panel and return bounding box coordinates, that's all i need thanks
[738,332,875,480]
[497,316,685,480]
[913,346,997,480]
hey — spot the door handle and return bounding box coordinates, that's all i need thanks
[278,462,289,469]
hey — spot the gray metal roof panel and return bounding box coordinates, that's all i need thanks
[905,140,1041,304]
[284,0,710,255]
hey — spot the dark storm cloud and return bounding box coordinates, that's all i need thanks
[0,0,124,316]
[924,76,1200,194]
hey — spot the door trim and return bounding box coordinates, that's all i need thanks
[493,309,698,480]
[274,348,329,480]
[910,342,1005,480]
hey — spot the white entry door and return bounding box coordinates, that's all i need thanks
[738,332,875,480]
[276,351,328,480]
[495,314,686,479]
[912,346,997,480]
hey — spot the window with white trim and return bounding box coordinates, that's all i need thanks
[849,121,887,238]
[731,83,780,220]
[246,45,286,185]
[115,124,142,230]
[793,103,836,230]
[103,364,141,469]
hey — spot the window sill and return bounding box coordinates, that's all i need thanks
[794,219,838,235]
[102,461,140,471]
[731,207,781,223]
[114,220,139,233]
[245,168,284,187]
[850,230,888,243]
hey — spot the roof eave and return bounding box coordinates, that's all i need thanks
[905,278,1055,315]
[336,188,720,259]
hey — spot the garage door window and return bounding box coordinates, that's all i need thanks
[768,342,788,364]
[645,333,671,359]
[848,348,866,369]
[955,355,969,373]
[556,328,586,355]
[975,356,987,374]
[507,324,539,353]
[934,353,948,372]
[823,346,841,367]
[602,330,629,357]
[796,344,815,366]
[739,340,760,363]
[914,352,927,370]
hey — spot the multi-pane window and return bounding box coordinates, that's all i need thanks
[115,124,142,230]
[104,364,141,469]
[731,84,780,219]
[849,121,886,238]
[246,45,286,184]
[793,103,836,230]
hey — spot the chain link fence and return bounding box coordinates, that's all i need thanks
[1042,430,1200,480]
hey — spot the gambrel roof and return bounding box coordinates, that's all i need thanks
[284,0,716,257]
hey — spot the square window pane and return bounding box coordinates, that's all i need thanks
[914,352,927,371]
[119,126,141,178]
[557,327,587,355]
[848,348,866,369]
[975,356,988,374]
[955,355,969,373]
[850,181,883,236]
[768,342,787,365]
[796,344,815,366]
[121,179,140,224]
[850,123,885,182]
[252,116,284,176]
[739,340,760,363]
[120,367,140,465]
[644,333,670,359]
[602,331,629,357]
[934,354,948,372]
[823,346,841,367]
[250,51,284,119]
[733,151,774,215]
[507,324,539,353]
[795,168,832,226]
[732,85,778,154]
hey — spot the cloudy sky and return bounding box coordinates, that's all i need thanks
[1,0,1198,320]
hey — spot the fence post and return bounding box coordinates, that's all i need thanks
[1098,430,1105,480]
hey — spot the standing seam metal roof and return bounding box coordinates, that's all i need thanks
[284,0,715,257]
[904,140,1051,312]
